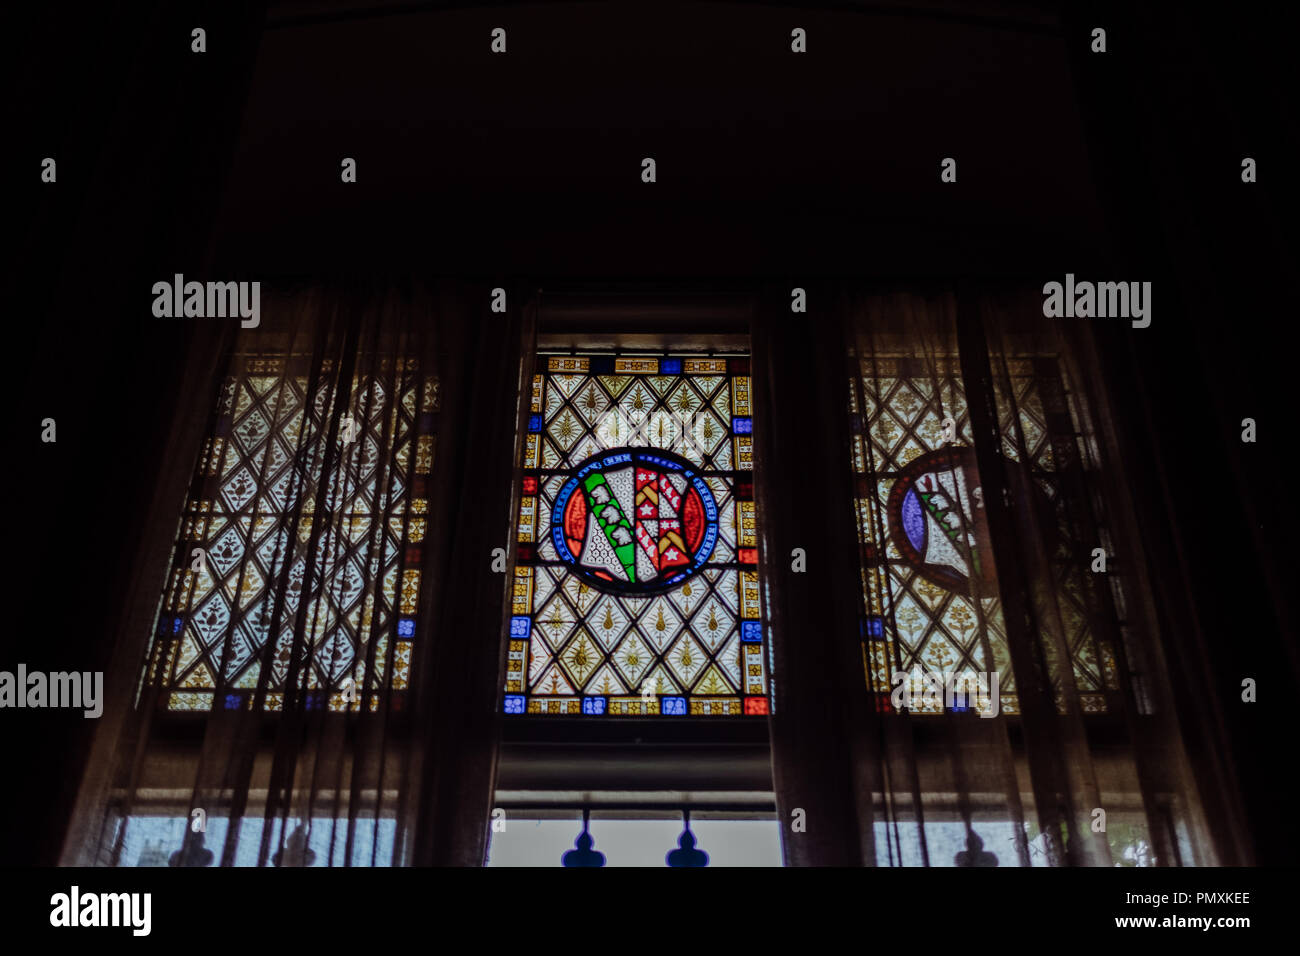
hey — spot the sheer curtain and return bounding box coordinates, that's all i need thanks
[61,280,534,866]
[754,286,1237,866]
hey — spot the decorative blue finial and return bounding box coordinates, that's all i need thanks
[273,822,317,867]
[666,811,709,867]
[168,827,214,867]
[954,829,998,867]
[562,810,606,867]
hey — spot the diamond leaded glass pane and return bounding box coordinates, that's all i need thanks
[142,354,437,712]
[852,354,1115,715]
[506,354,769,716]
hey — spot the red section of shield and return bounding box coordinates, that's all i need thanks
[658,519,690,571]
[652,474,689,573]
[635,522,660,573]
[563,489,587,558]
[683,488,704,553]
[634,469,662,571]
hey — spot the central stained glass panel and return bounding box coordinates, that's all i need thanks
[505,354,769,717]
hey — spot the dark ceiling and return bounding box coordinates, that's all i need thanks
[212,1,1107,278]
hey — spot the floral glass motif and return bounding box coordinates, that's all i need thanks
[852,355,1118,715]
[142,354,438,712]
[506,355,768,716]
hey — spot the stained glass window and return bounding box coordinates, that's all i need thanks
[141,353,437,712]
[506,354,769,716]
[852,355,1119,715]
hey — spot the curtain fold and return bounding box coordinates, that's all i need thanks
[752,288,880,866]
[409,287,536,866]
[971,288,1229,865]
[62,279,531,867]
[756,285,1228,866]
[59,318,236,867]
